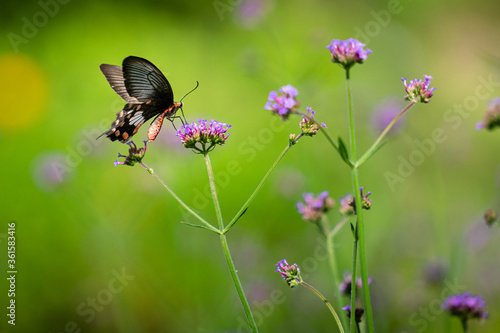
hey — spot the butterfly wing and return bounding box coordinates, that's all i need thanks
[99,56,176,143]
[122,56,174,105]
[98,103,164,143]
[99,64,140,103]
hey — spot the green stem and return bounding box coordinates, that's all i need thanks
[349,218,359,333]
[139,162,220,234]
[461,318,468,333]
[301,281,345,333]
[345,69,374,333]
[329,217,349,238]
[220,234,258,332]
[204,154,224,230]
[346,69,355,161]
[323,216,349,331]
[356,101,416,167]
[223,141,295,233]
[352,169,374,332]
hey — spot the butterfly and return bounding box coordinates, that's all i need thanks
[98,56,184,143]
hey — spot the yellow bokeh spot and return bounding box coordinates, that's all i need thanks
[0,53,48,131]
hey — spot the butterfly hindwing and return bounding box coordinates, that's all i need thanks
[99,103,163,143]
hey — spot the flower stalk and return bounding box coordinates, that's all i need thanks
[301,281,345,333]
[323,216,350,331]
[356,101,416,168]
[224,138,301,233]
[204,154,224,230]
[139,162,220,233]
[220,234,259,332]
[344,66,375,333]
[202,149,258,332]
[275,260,345,333]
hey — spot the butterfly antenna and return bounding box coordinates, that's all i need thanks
[179,81,199,103]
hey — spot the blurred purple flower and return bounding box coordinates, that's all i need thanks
[31,152,72,192]
[235,0,266,29]
[339,273,374,297]
[176,119,231,154]
[422,259,448,286]
[326,38,372,70]
[265,85,300,121]
[371,98,406,134]
[275,259,302,288]
[476,97,500,130]
[339,193,355,216]
[342,305,365,323]
[465,219,492,253]
[402,75,435,103]
[114,141,147,167]
[442,292,488,323]
[296,191,335,223]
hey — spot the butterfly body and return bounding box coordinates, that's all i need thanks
[99,56,181,143]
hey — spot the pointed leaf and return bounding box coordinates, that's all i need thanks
[337,136,352,166]
[180,221,217,232]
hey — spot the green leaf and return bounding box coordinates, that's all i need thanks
[180,221,218,232]
[227,207,248,231]
[337,137,352,166]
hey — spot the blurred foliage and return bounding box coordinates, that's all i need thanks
[1,0,500,332]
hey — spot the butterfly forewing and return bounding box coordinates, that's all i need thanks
[99,64,140,104]
[122,56,173,104]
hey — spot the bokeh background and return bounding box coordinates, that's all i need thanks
[1,0,500,332]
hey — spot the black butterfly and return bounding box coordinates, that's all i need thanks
[98,56,183,143]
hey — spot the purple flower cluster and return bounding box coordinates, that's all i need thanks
[275,259,302,288]
[176,119,231,153]
[342,187,372,214]
[264,85,300,121]
[326,38,372,70]
[442,292,488,321]
[359,187,372,210]
[296,191,335,223]
[476,97,500,130]
[114,141,147,167]
[402,75,435,103]
[299,106,326,136]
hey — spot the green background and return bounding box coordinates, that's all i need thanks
[1,0,499,332]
